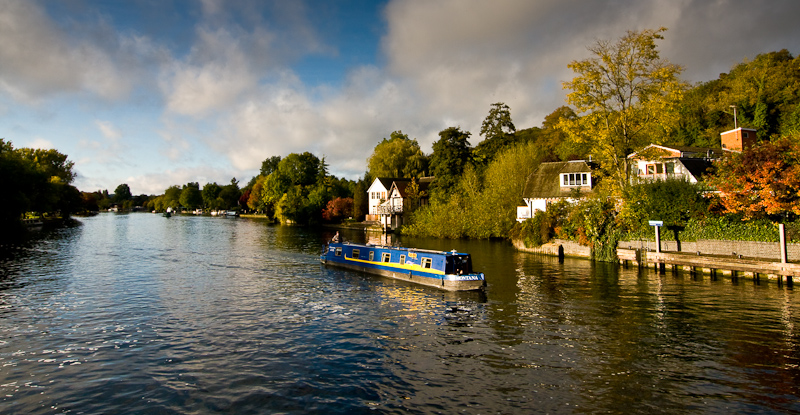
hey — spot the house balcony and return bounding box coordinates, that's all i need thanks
[377,204,403,215]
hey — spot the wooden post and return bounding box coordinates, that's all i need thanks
[655,225,661,253]
[779,223,788,264]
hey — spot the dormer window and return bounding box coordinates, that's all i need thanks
[561,173,589,187]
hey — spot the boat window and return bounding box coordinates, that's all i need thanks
[335,247,342,257]
[421,258,432,269]
[369,251,374,261]
[352,249,360,259]
[382,253,391,263]
[399,255,405,265]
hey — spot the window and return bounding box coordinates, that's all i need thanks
[352,249,360,259]
[646,164,656,175]
[665,162,674,174]
[421,258,432,269]
[656,164,663,174]
[743,132,749,138]
[335,247,342,257]
[399,255,406,265]
[369,251,374,261]
[382,253,391,263]
[561,173,591,187]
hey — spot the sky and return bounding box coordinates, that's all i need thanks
[1,0,799,195]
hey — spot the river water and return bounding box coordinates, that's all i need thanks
[0,213,798,414]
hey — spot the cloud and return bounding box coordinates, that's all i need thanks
[95,120,122,140]
[161,27,264,116]
[0,0,158,103]
[28,137,54,149]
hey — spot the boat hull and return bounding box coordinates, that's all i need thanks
[320,242,485,291]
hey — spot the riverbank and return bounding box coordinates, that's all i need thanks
[514,238,799,282]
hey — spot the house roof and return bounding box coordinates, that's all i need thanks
[523,161,594,199]
[390,177,433,198]
[628,144,721,160]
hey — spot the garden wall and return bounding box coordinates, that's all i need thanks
[619,239,799,261]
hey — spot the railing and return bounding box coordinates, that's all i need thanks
[377,205,403,214]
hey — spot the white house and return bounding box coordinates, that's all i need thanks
[366,177,395,221]
[517,160,595,221]
[627,144,718,184]
[367,177,433,231]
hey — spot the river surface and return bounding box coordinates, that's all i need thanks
[0,213,798,414]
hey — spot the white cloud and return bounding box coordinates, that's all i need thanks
[95,120,122,140]
[161,27,265,116]
[28,137,54,149]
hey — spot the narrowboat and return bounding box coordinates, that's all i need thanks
[320,242,486,291]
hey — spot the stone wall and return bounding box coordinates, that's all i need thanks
[618,239,799,261]
[513,239,591,258]
[514,238,799,262]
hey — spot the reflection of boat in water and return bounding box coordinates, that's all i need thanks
[320,242,486,291]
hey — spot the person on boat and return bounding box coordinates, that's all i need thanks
[331,231,340,243]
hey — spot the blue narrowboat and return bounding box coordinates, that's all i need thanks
[320,242,486,291]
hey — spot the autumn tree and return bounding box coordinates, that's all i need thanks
[707,136,800,220]
[367,131,428,178]
[561,27,686,191]
[322,197,354,222]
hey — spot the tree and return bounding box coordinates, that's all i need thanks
[540,106,578,161]
[429,127,472,193]
[16,147,76,184]
[352,179,368,221]
[707,135,800,220]
[561,27,686,191]
[113,184,132,204]
[218,178,241,210]
[473,103,516,165]
[260,155,282,177]
[0,139,44,230]
[367,131,428,178]
[322,197,354,222]
[163,185,182,209]
[202,183,222,209]
[180,182,203,209]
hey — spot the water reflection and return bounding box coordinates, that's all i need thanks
[0,214,798,414]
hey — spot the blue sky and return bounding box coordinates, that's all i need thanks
[1,0,799,195]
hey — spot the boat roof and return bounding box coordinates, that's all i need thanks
[332,242,468,256]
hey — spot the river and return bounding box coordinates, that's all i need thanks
[0,213,798,414]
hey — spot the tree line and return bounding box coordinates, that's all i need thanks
[4,27,798,248]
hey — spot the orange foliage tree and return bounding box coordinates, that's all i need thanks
[707,135,800,219]
[322,197,354,222]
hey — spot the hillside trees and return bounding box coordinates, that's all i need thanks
[673,50,800,145]
[561,27,686,192]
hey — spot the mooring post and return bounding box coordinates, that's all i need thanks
[779,223,788,264]
[655,225,661,253]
